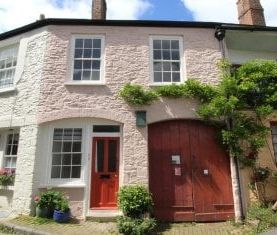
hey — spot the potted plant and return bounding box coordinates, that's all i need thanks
[0,169,15,187]
[34,190,63,218]
[53,196,70,223]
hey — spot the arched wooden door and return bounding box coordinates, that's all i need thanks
[148,120,235,222]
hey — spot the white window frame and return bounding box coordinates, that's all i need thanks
[66,35,105,86]
[3,131,19,171]
[149,36,185,85]
[0,44,19,93]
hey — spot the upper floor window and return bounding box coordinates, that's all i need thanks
[0,46,18,89]
[150,37,183,84]
[4,132,19,172]
[71,36,104,82]
[271,124,277,164]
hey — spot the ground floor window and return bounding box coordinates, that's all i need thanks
[51,128,82,179]
[4,132,19,172]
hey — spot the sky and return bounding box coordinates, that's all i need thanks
[0,0,277,33]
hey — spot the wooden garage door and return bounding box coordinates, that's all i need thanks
[148,120,235,222]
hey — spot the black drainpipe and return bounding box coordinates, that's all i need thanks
[215,28,244,220]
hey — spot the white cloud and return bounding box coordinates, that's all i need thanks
[181,0,277,26]
[0,0,152,33]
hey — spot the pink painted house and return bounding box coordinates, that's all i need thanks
[0,0,276,221]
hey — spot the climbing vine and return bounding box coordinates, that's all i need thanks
[119,60,277,203]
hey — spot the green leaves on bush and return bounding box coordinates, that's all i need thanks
[119,84,158,105]
[247,203,277,233]
[117,185,153,218]
[117,216,156,235]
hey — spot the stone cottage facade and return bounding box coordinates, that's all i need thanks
[0,0,276,221]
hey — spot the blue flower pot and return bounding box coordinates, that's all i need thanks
[53,209,70,223]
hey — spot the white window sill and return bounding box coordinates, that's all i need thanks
[39,182,86,188]
[0,185,14,190]
[65,81,106,86]
[0,86,16,94]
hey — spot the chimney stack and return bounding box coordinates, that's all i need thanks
[92,0,107,20]
[237,0,266,26]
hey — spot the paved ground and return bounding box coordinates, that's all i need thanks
[0,216,256,235]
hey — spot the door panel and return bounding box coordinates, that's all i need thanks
[149,120,234,222]
[91,137,119,208]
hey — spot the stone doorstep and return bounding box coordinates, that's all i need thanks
[85,209,122,222]
[0,221,51,235]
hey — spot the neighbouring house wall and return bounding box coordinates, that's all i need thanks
[0,28,49,214]
[37,25,222,187]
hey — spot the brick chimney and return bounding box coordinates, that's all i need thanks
[92,0,107,20]
[237,0,266,26]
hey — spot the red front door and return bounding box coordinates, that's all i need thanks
[90,137,119,209]
[149,120,235,222]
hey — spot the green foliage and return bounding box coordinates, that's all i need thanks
[55,197,70,213]
[0,170,15,186]
[252,167,271,183]
[119,84,158,105]
[155,83,189,98]
[34,190,63,209]
[117,216,156,235]
[117,185,153,218]
[247,203,277,233]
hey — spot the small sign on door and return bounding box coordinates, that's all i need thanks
[171,155,181,165]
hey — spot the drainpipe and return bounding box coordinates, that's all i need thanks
[215,28,244,221]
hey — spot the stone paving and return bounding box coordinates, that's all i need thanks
[0,216,254,235]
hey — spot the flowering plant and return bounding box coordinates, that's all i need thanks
[34,190,63,209]
[0,168,15,186]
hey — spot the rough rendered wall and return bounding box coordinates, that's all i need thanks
[38,25,222,186]
[0,30,48,213]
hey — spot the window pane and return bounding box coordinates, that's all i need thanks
[83,71,91,80]
[93,125,120,133]
[74,60,82,69]
[13,134,19,144]
[71,166,81,178]
[272,127,277,134]
[96,140,104,172]
[162,50,170,60]
[63,142,72,152]
[52,141,62,152]
[6,145,11,155]
[153,50,161,60]
[75,39,83,48]
[108,140,117,172]
[162,40,170,49]
[7,134,13,144]
[73,70,82,80]
[154,62,162,71]
[74,49,83,58]
[0,60,4,69]
[83,60,91,69]
[93,39,101,49]
[92,60,100,70]
[84,39,92,48]
[51,166,61,178]
[153,40,161,49]
[52,154,62,165]
[163,62,171,71]
[172,62,180,71]
[171,50,180,60]
[91,71,100,80]
[61,166,71,178]
[163,72,171,82]
[72,154,82,165]
[172,72,181,82]
[4,157,11,168]
[154,72,162,82]
[171,40,179,49]
[12,145,18,155]
[72,142,81,152]
[73,129,82,140]
[11,158,17,168]
[93,49,101,58]
[84,49,92,58]
[62,154,72,165]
